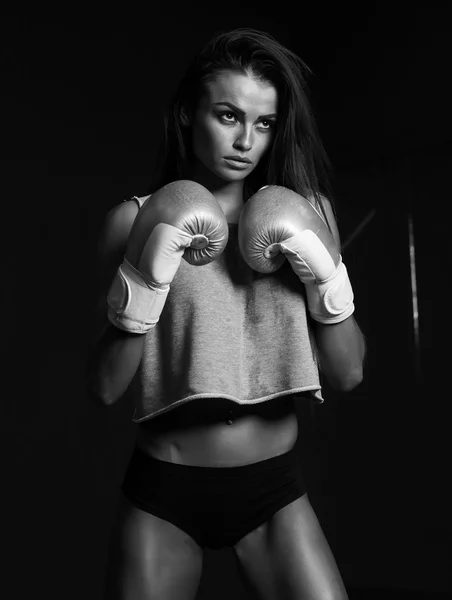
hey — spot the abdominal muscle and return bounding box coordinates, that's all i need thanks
[136,396,299,467]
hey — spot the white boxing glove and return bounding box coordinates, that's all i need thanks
[107,180,229,333]
[238,185,354,324]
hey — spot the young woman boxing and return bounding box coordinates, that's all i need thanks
[87,27,366,600]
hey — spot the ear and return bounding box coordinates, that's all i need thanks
[180,105,191,127]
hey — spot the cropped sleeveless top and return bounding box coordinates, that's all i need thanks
[125,194,324,423]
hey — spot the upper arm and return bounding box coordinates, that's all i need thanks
[319,196,341,251]
[95,200,140,311]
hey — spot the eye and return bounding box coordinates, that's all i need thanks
[218,112,276,130]
[219,112,237,123]
[260,120,275,130]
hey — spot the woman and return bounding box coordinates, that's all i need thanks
[87,27,366,600]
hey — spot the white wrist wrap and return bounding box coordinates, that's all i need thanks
[107,257,170,334]
[306,261,355,324]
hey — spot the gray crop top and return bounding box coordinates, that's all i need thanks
[125,194,324,423]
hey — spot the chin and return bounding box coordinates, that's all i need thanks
[204,165,248,183]
[220,163,254,178]
[194,158,253,184]
[222,171,249,181]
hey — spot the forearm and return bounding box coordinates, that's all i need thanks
[86,322,146,406]
[314,315,366,391]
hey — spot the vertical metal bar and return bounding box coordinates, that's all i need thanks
[408,211,421,382]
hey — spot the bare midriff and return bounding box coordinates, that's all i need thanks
[136,396,299,467]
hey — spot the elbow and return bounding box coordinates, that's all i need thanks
[85,359,119,407]
[85,383,110,407]
[326,367,364,392]
[85,377,118,407]
[336,368,364,392]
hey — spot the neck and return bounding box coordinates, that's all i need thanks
[188,161,245,223]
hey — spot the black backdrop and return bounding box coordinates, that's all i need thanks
[2,6,451,599]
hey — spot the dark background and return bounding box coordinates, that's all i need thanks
[2,5,451,599]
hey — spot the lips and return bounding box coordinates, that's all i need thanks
[224,156,251,164]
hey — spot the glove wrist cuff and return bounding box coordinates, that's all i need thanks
[306,261,355,324]
[107,258,170,334]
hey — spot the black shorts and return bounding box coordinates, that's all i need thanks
[121,444,306,550]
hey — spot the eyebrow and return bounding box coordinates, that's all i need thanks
[212,102,277,119]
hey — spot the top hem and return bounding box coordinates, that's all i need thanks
[131,386,324,424]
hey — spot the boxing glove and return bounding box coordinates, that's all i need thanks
[238,185,354,324]
[107,180,229,333]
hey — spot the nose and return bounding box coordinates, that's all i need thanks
[233,125,253,152]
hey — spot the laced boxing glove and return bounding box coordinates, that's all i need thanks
[107,180,229,333]
[238,185,354,324]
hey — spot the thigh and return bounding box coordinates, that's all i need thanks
[104,495,204,600]
[233,494,348,600]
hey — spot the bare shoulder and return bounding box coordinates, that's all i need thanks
[102,199,141,241]
[317,194,341,249]
[96,199,141,293]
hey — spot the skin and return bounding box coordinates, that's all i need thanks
[182,69,278,222]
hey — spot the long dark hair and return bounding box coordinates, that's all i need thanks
[148,27,336,228]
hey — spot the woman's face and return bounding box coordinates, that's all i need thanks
[188,70,278,182]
